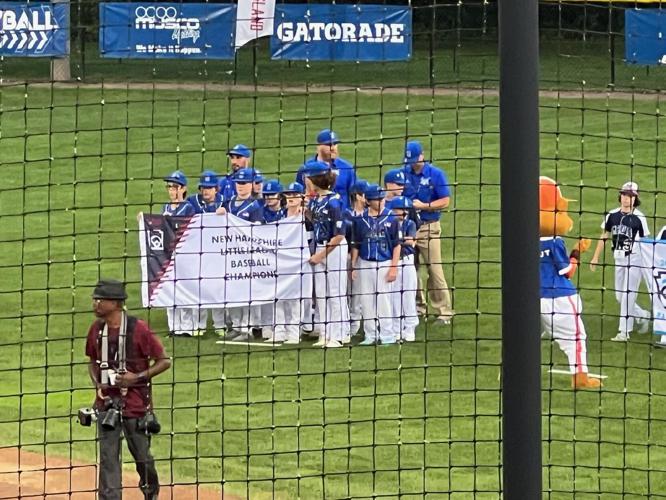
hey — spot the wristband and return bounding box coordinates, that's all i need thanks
[569,249,581,262]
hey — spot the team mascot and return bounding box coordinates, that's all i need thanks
[540,176,601,390]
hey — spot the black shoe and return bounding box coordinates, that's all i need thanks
[252,327,263,339]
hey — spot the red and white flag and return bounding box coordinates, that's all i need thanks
[234,0,276,49]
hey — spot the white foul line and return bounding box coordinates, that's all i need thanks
[215,340,278,347]
[548,368,607,380]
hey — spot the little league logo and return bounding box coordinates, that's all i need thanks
[654,270,666,307]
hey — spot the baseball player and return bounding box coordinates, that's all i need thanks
[345,180,369,336]
[262,180,286,222]
[384,169,407,201]
[272,182,307,344]
[161,171,198,337]
[187,171,226,336]
[296,129,356,209]
[252,169,264,198]
[303,160,350,348]
[590,181,651,341]
[388,196,419,342]
[351,184,401,345]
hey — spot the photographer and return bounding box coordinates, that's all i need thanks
[84,279,171,500]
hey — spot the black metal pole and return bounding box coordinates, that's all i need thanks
[499,0,542,497]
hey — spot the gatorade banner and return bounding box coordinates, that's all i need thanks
[138,213,312,308]
[638,239,666,335]
[271,4,411,61]
[625,10,666,65]
[100,2,236,59]
[0,3,69,57]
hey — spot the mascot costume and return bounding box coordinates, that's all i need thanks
[540,176,602,390]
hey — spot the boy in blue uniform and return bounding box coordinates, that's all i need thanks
[162,171,198,337]
[262,180,285,222]
[350,184,401,345]
[219,144,252,200]
[303,160,350,348]
[388,196,419,342]
[345,180,369,336]
[384,168,407,202]
[187,171,226,335]
[223,168,265,340]
[401,141,453,324]
[296,129,356,209]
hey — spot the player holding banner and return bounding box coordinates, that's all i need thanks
[590,181,651,342]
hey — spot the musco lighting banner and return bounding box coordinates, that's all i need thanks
[138,213,312,309]
[625,10,666,65]
[270,4,411,61]
[0,3,69,57]
[99,2,236,59]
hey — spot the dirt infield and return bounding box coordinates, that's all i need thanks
[0,447,230,499]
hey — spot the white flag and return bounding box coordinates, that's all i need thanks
[639,239,666,335]
[234,0,275,49]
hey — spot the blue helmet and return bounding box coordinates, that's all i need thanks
[233,168,258,183]
[283,182,305,194]
[384,169,406,186]
[364,184,386,201]
[388,196,413,210]
[198,170,218,188]
[252,169,264,184]
[302,160,331,177]
[228,144,251,158]
[350,179,369,195]
[263,180,284,195]
[164,170,187,186]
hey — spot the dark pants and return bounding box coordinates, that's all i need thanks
[98,414,159,500]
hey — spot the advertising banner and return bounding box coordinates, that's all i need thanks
[271,4,411,61]
[100,2,236,59]
[625,10,666,65]
[235,0,275,49]
[0,3,69,57]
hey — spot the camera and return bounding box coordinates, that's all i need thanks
[137,412,161,434]
[100,398,122,431]
[77,408,97,427]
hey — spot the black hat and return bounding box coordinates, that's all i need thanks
[92,279,127,300]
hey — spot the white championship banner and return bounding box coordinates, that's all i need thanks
[638,239,666,336]
[139,213,311,308]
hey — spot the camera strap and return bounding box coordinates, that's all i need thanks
[100,312,128,385]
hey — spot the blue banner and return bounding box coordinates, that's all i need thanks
[271,4,411,61]
[625,10,666,65]
[100,3,236,59]
[0,3,69,57]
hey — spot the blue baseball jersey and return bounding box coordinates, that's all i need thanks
[263,206,285,223]
[399,217,417,258]
[308,193,346,244]
[218,176,236,201]
[353,208,401,262]
[540,237,576,299]
[296,156,356,209]
[402,162,451,223]
[162,201,195,217]
[187,193,224,214]
[225,196,264,222]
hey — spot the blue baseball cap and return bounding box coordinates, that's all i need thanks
[302,160,331,177]
[234,168,258,183]
[252,169,264,184]
[364,184,386,201]
[389,196,413,210]
[384,169,406,186]
[283,182,305,194]
[198,170,218,188]
[263,179,284,195]
[164,170,187,186]
[228,144,251,158]
[316,129,340,145]
[350,180,369,195]
[404,141,424,164]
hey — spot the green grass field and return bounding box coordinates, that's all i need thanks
[2,84,666,498]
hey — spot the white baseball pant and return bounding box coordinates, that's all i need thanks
[312,241,350,342]
[392,254,419,341]
[541,294,589,374]
[347,254,363,335]
[275,299,301,342]
[614,253,650,334]
[357,258,396,343]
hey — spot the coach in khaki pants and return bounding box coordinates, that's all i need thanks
[402,141,454,325]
